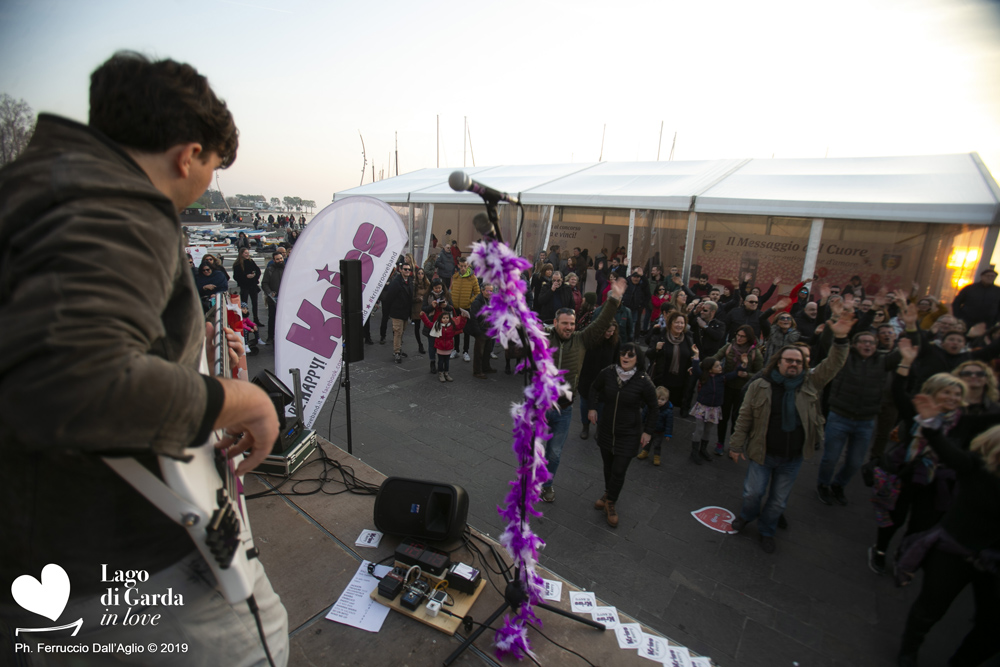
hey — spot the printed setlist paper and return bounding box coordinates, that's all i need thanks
[542,579,562,602]
[568,591,596,613]
[690,657,713,667]
[615,623,643,649]
[591,606,620,629]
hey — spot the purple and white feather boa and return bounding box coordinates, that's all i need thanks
[470,239,569,662]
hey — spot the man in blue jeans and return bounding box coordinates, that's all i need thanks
[816,330,903,505]
[540,277,626,502]
[728,314,854,553]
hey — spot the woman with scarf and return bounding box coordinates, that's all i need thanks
[764,309,801,362]
[709,325,765,454]
[411,267,431,355]
[868,344,994,575]
[587,343,658,528]
[894,406,1000,667]
[647,312,697,416]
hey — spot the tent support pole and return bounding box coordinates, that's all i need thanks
[627,209,636,270]
[542,206,555,257]
[802,219,824,284]
[681,209,698,284]
[407,203,414,258]
[422,204,435,267]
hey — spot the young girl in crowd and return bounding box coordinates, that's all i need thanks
[241,303,261,354]
[421,307,466,382]
[690,353,744,464]
[637,386,674,466]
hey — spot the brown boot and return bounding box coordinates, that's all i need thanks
[605,499,619,528]
[594,492,607,510]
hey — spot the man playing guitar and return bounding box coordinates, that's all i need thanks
[0,52,287,665]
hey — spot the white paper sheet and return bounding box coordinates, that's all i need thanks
[591,606,620,629]
[615,623,643,649]
[542,579,563,601]
[569,590,597,613]
[664,645,694,667]
[325,561,392,632]
[355,529,383,548]
[690,657,713,667]
[638,632,668,661]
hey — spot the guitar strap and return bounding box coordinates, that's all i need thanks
[103,456,203,527]
[104,305,218,528]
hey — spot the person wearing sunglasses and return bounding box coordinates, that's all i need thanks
[587,343,659,527]
[728,314,857,554]
[952,361,1000,415]
[764,310,801,363]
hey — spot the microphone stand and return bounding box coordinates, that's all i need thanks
[443,199,604,667]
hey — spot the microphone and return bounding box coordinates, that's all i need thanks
[448,171,519,205]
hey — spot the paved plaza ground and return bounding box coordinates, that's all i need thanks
[246,328,985,667]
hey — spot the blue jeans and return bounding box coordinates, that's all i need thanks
[817,411,876,488]
[543,405,573,488]
[739,454,804,538]
[579,397,603,427]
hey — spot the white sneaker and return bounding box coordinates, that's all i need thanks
[450,350,457,359]
[490,352,498,359]
[463,352,471,362]
[258,340,267,346]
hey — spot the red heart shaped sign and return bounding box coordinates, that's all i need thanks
[691,506,738,534]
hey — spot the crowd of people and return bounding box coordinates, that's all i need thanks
[368,240,1000,666]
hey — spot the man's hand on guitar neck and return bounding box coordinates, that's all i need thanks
[206,323,245,370]
[214,380,280,476]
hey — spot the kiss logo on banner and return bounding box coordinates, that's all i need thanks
[275,196,407,428]
[690,506,739,534]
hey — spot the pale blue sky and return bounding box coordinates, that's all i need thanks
[2,0,999,207]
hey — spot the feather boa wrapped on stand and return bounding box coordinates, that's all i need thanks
[470,238,570,661]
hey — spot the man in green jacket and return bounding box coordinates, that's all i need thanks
[541,276,626,502]
[727,314,856,553]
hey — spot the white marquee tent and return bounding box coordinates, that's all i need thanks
[333,154,1000,302]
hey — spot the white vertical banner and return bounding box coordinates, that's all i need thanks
[275,196,407,428]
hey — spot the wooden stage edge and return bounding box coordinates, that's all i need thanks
[246,436,713,667]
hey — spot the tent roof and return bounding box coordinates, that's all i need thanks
[333,153,1000,225]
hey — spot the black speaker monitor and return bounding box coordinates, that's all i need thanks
[340,259,364,363]
[374,477,469,543]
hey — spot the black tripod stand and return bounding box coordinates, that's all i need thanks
[442,539,605,666]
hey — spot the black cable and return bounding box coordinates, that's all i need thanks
[245,442,379,499]
[247,594,277,667]
[528,621,598,667]
[438,610,543,667]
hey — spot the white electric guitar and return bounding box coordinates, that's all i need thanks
[105,294,258,604]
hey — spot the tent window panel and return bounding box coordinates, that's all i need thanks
[692,215,812,295]
[632,210,688,277]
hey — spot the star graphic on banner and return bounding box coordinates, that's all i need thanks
[316,264,335,283]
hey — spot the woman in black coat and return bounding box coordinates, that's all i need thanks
[232,247,262,325]
[587,342,658,529]
[646,311,697,415]
[895,399,1000,667]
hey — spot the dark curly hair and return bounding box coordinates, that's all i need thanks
[89,51,238,168]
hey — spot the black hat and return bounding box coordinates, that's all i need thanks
[431,277,444,287]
